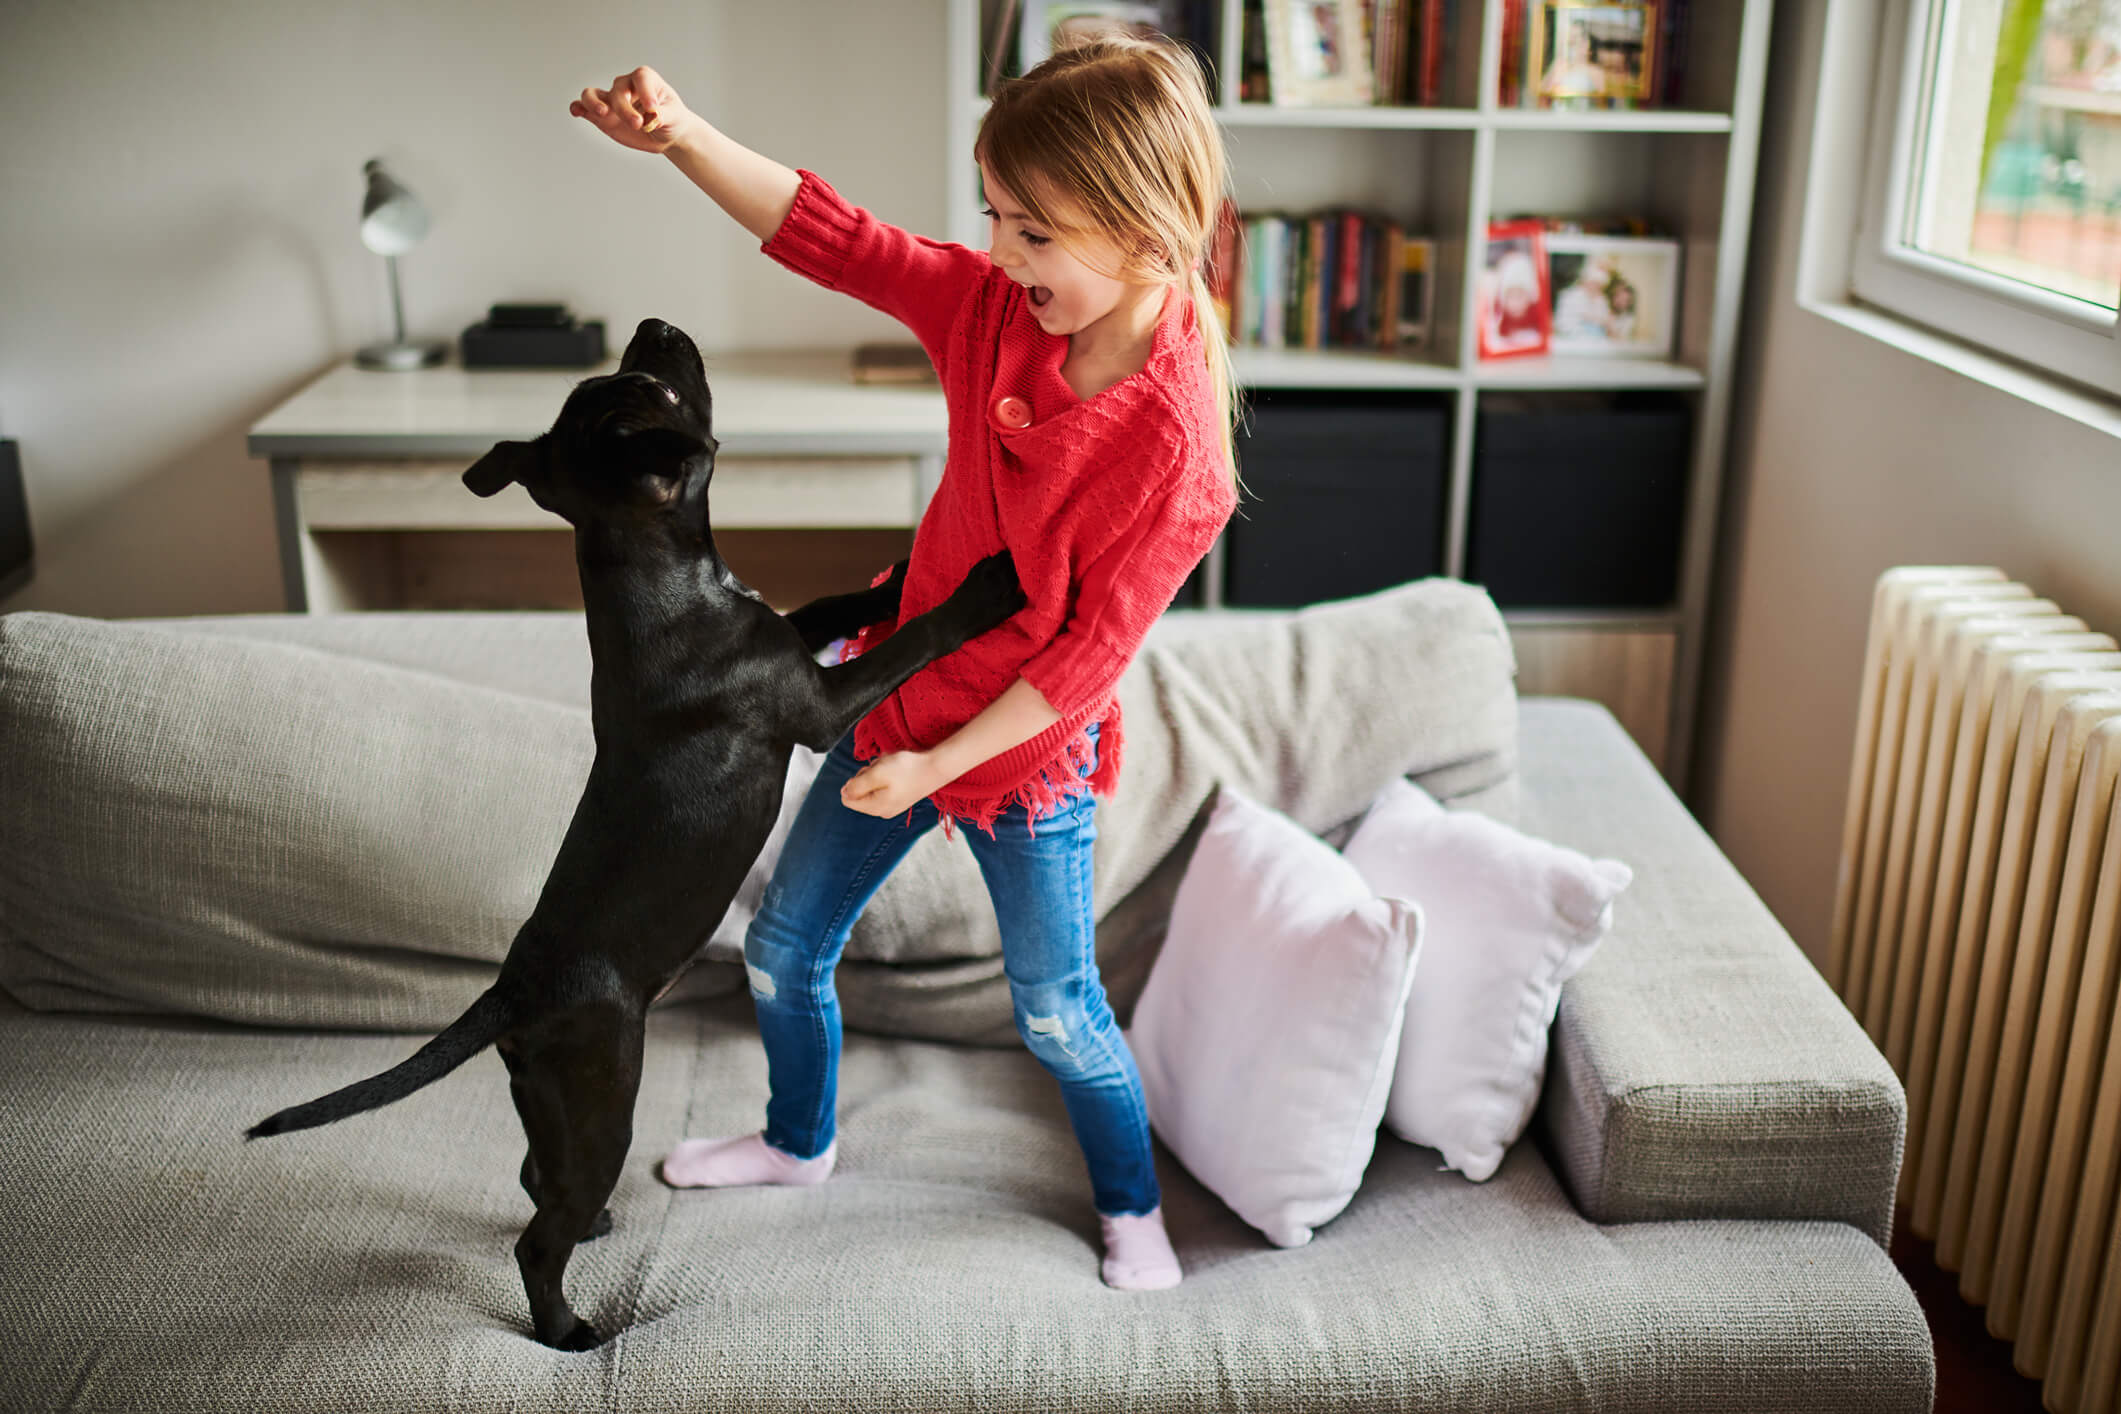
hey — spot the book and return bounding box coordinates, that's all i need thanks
[1241,0,1270,101]
[1205,196,1243,336]
[1417,0,1443,105]
[1396,236,1434,348]
[1498,0,1525,107]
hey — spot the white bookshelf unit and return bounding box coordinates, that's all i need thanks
[946,0,1771,793]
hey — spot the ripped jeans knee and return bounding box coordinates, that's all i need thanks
[1008,977,1122,1084]
[743,919,824,1015]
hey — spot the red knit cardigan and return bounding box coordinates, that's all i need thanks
[761,170,1236,833]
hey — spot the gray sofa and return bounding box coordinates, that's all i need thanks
[0,584,1933,1413]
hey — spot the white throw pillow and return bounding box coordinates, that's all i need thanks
[1128,784,1424,1248]
[1344,776,1633,1181]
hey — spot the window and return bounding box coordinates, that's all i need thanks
[1851,0,2121,398]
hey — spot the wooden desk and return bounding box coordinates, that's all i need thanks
[248,351,946,612]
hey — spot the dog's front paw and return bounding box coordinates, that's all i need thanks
[582,1208,614,1242]
[952,550,1027,636]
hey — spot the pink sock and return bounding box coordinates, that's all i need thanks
[1099,1206,1182,1291]
[658,1132,837,1189]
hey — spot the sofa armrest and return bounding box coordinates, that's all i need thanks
[1517,700,1905,1248]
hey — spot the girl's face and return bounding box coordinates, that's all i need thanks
[979,160,1157,343]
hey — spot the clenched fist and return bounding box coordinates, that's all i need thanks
[570,65,695,153]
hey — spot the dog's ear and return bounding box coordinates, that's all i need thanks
[463,439,545,498]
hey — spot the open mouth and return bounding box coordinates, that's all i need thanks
[1028,286,1054,309]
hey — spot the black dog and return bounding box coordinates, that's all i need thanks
[248,317,1022,1350]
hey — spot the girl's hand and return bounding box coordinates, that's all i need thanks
[570,66,695,153]
[842,751,947,818]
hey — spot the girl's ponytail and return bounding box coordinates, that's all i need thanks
[1188,263,1239,482]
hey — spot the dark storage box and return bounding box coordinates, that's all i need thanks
[1224,388,1449,608]
[1468,393,1691,609]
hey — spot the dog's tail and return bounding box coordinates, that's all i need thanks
[245,986,514,1140]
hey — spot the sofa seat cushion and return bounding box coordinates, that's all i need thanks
[0,992,1931,1414]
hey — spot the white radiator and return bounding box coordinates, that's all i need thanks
[1831,566,2121,1411]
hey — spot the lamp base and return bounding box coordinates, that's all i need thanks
[355,340,448,371]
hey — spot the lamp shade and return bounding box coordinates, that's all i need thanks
[359,159,430,257]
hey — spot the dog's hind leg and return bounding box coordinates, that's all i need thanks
[502,1041,612,1241]
[510,1013,645,1349]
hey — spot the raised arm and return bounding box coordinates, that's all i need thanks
[569,66,798,241]
[572,66,988,369]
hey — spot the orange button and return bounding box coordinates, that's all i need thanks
[990,394,1033,432]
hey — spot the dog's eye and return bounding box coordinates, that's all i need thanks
[663,386,679,404]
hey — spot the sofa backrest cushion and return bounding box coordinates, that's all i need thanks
[0,614,593,1028]
[0,578,1517,1035]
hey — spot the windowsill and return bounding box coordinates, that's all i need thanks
[1798,294,2121,443]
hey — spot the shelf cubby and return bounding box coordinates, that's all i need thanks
[946,0,1772,787]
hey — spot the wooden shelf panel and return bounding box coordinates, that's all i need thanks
[1474,357,1708,390]
[1232,347,1459,389]
[1220,103,1482,130]
[1487,110,1735,134]
[1226,349,1707,391]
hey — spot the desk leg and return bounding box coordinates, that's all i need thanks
[269,456,309,613]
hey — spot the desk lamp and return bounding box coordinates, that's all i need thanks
[355,158,448,370]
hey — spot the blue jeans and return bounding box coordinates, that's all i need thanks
[740,724,1161,1217]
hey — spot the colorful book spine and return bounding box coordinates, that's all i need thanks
[1498,0,1525,108]
[1661,0,1691,106]
[1219,210,1432,354]
[1418,0,1443,106]
[1373,0,1399,104]
[1206,197,1242,337]
[1380,226,1403,349]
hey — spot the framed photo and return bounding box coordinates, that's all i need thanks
[1528,1,1659,110]
[1262,0,1375,107]
[1477,220,1551,360]
[1545,234,1679,358]
[1018,1,1171,72]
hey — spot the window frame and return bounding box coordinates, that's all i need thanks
[1848,0,2121,399]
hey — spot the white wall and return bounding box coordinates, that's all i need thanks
[1695,0,2121,968]
[0,0,945,618]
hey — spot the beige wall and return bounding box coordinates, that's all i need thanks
[1695,0,2121,969]
[0,0,944,619]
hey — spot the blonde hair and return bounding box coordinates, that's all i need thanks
[977,33,1241,482]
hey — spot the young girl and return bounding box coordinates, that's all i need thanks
[570,34,1239,1291]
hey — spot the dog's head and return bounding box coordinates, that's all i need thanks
[462,317,718,530]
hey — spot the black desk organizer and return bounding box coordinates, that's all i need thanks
[461,304,607,368]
